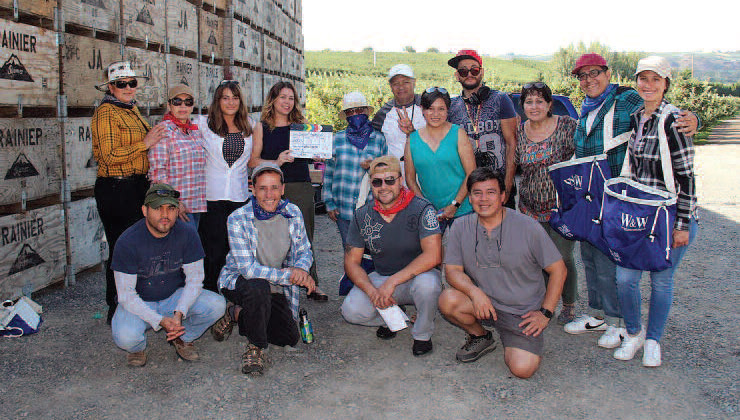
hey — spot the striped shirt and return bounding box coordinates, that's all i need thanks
[218,199,313,319]
[323,130,388,220]
[628,101,697,231]
[148,120,208,213]
[92,103,151,177]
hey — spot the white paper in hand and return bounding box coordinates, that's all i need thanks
[376,305,409,332]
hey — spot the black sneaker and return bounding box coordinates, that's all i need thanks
[376,326,397,340]
[412,339,433,356]
[456,331,496,363]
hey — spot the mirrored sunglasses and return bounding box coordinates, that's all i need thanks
[370,176,400,188]
[151,189,181,198]
[425,87,448,94]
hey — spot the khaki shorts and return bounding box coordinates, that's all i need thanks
[481,309,544,356]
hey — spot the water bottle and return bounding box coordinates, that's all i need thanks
[299,308,314,344]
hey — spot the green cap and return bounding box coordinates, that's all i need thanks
[144,183,181,208]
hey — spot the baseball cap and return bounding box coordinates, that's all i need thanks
[571,53,608,75]
[144,183,181,208]
[448,49,483,69]
[168,84,194,100]
[369,155,402,177]
[388,64,414,81]
[251,162,284,183]
[634,56,672,79]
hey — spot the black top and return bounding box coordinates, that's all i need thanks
[223,132,245,167]
[260,122,310,183]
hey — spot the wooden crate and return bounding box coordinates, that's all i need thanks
[165,0,198,54]
[0,118,61,206]
[201,0,226,12]
[0,204,66,300]
[166,54,198,100]
[227,66,251,108]
[0,19,59,107]
[66,197,107,272]
[296,51,304,78]
[62,117,97,192]
[260,0,276,34]
[232,0,247,21]
[63,0,120,34]
[281,45,296,77]
[199,9,223,61]
[123,46,167,108]
[198,62,223,109]
[295,79,305,104]
[262,35,280,73]
[249,69,261,109]
[295,0,301,23]
[238,0,263,29]
[0,0,56,20]
[262,73,277,103]
[122,0,166,45]
[284,0,295,18]
[61,34,121,107]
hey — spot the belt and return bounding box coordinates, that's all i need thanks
[101,174,147,181]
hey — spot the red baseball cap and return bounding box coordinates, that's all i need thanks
[571,53,608,75]
[448,49,483,68]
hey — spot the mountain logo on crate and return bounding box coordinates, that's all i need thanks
[5,153,39,179]
[9,244,45,275]
[239,40,246,49]
[81,0,107,9]
[0,54,34,83]
[207,32,218,46]
[136,7,154,25]
[180,77,190,86]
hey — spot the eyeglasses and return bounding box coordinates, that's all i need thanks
[474,215,503,269]
[113,79,138,89]
[219,80,240,87]
[169,97,194,106]
[425,87,448,94]
[457,67,481,77]
[371,176,400,188]
[577,68,607,81]
[150,189,181,199]
[523,82,547,89]
[344,107,366,117]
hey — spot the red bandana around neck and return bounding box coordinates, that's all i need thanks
[373,187,415,216]
[163,112,198,132]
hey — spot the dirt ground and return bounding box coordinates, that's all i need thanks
[1,119,739,419]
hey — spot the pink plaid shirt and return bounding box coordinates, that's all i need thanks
[148,120,207,213]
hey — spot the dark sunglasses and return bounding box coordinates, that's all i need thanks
[523,82,547,89]
[219,80,240,87]
[576,68,607,81]
[169,97,194,106]
[113,79,138,89]
[371,176,400,188]
[425,87,448,94]
[151,189,181,198]
[457,67,481,77]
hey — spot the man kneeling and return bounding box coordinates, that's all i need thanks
[439,168,566,378]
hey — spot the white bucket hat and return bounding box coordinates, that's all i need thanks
[96,61,149,91]
[634,56,672,79]
[339,91,374,118]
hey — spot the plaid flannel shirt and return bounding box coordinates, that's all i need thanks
[148,120,207,213]
[218,199,313,319]
[92,103,151,177]
[628,101,697,231]
[574,87,643,176]
[323,130,388,220]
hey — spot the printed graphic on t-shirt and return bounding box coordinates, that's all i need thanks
[421,206,440,231]
[448,95,511,173]
[360,213,383,253]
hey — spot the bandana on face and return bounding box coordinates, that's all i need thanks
[102,93,136,109]
[345,113,373,149]
[580,83,617,117]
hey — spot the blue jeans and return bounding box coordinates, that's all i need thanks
[112,288,225,352]
[616,219,698,341]
[336,217,351,247]
[580,240,621,319]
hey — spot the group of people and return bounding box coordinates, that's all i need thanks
[93,46,699,378]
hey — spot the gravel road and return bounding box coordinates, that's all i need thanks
[1,119,738,420]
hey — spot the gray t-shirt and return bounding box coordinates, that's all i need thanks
[255,215,291,293]
[347,196,441,276]
[444,210,562,315]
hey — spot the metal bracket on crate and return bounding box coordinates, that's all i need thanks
[164,36,170,54]
[57,95,67,118]
[145,35,149,50]
[17,95,23,117]
[210,52,215,64]
[55,33,63,47]
[65,264,76,287]
[61,180,71,203]
[12,0,18,20]
[21,182,27,212]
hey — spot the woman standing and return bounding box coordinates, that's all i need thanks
[251,81,327,300]
[194,80,260,292]
[515,82,579,325]
[404,87,476,232]
[613,56,698,367]
[148,84,206,230]
[92,61,166,323]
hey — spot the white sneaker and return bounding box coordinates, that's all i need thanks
[597,326,625,349]
[614,327,646,360]
[642,339,662,367]
[563,315,607,334]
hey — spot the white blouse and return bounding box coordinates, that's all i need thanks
[192,114,254,202]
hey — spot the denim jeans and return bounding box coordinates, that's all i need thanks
[335,217,351,247]
[541,222,578,305]
[112,288,226,353]
[616,219,699,341]
[580,240,621,319]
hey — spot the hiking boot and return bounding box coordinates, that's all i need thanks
[557,303,576,325]
[376,326,397,340]
[127,351,147,367]
[642,339,662,367]
[242,344,268,375]
[211,302,235,342]
[614,327,646,361]
[171,338,199,362]
[412,339,433,356]
[597,326,626,349]
[563,315,607,334]
[456,331,496,363]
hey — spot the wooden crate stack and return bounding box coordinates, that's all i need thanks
[0,0,305,300]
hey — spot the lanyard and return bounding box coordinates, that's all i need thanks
[465,102,482,148]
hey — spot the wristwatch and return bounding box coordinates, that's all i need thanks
[451,200,461,208]
[539,307,553,319]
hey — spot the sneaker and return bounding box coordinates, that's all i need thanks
[597,326,626,349]
[126,351,147,367]
[171,338,199,362]
[412,339,433,357]
[613,327,646,361]
[557,303,576,325]
[563,315,607,334]
[242,344,268,375]
[211,302,236,342]
[642,339,662,367]
[456,331,496,363]
[376,326,397,340]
